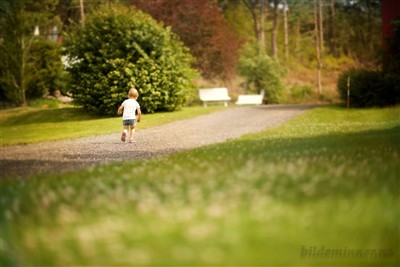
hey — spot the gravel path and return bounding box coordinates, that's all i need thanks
[1,104,315,179]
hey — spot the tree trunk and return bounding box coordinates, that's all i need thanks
[243,0,269,54]
[329,0,337,57]
[20,32,27,107]
[294,21,300,61]
[283,0,289,63]
[366,0,373,52]
[79,0,85,26]
[318,0,324,53]
[260,0,266,54]
[314,0,322,94]
[242,0,261,48]
[271,0,279,59]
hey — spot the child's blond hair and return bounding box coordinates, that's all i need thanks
[128,88,139,99]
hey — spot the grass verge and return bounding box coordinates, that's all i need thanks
[1,106,399,266]
[0,105,226,146]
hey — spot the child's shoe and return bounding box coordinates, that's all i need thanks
[121,132,126,142]
[129,139,134,143]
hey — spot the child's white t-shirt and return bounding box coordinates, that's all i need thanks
[121,99,140,120]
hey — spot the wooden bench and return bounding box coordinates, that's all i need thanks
[199,88,231,107]
[235,90,264,105]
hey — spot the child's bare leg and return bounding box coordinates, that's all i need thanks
[129,125,135,142]
[121,125,129,142]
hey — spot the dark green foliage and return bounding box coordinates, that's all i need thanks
[0,0,25,105]
[26,38,64,98]
[339,17,400,108]
[337,68,400,107]
[0,0,64,105]
[63,7,196,115]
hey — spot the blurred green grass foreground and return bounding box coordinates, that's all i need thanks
[1,106,399,266]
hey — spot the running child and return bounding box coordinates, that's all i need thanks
[117,88,142,143]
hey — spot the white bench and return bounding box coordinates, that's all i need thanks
[199,88,231,107]
[235,90,264,105]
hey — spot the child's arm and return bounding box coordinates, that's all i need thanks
[137,108,142,122]
[117,105,124,115]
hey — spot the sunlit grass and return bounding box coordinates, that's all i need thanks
[0,105,226,146]
[1,106,399,266]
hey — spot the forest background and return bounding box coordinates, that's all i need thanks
[0,0,386,110]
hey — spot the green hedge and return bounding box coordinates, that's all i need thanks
[337,68,400,107]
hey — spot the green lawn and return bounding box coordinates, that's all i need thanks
[1,106,399,266]
[0,105,225,146]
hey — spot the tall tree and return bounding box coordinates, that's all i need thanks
[360,0,379,53]
[318,0,324,52]
[221,0,382,69]
[56,0,111,27]
[132,0,241,81]
[242,0,268,53]
[314,0,322,94]
[79,0,84,25]
[283,0,289,62]
[260,0,266,53]
[0,0,29,106]
[328,0,337,57]
[1,0,69,105]
[271,0,280,59]
[337,0,381,62]
[218,0,254,42]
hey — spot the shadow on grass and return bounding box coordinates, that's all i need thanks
[2,107,110,126]
[0,147,177,179]
[254,103,323,111]
[198,125,400,203]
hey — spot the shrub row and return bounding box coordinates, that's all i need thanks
[337,68,400,108]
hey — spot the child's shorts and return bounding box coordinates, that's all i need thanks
[122,119,136,126]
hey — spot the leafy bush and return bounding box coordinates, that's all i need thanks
[322,54,356,71]
[238,43,285,103]
[291,84,313,99]
[285,84,314,103]
[337,68,400,107]
[63,7,196,115]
